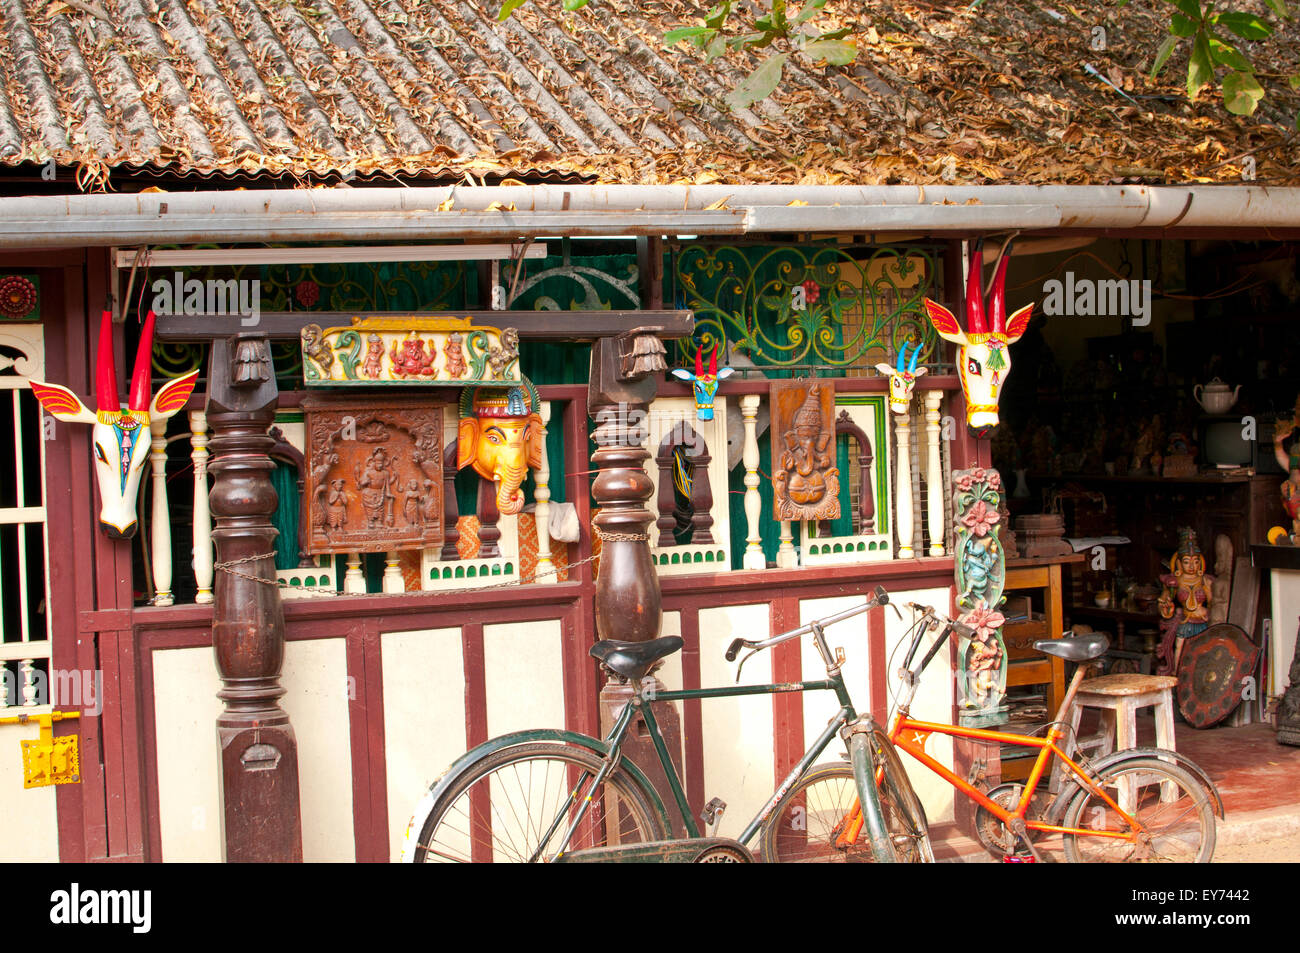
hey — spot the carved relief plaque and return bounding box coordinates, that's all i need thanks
[302,396,445,554]
[770,379,840,522]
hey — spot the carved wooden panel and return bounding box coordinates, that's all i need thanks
[770,380,840,522]
[302,396,444,554]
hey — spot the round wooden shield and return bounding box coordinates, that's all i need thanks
[1176,623,1260,728]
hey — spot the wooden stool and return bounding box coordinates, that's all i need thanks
[1053,674,1179,813]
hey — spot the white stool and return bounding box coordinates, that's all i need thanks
[1055,674,1179,814]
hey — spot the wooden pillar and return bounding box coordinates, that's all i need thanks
[924,390,946,556]
[440,440,460,561]
[190,411,214,604]
[741,394,765,570]
[589,334,683,833]
[533,401,556,583]
[588,336,661,644]
[205,332,303,863]
[149,416,173,606]
[895,411,915,558]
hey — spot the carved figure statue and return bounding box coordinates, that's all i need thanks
[420,479,439,525]
[389,333,438,378]
[486,327,520,379]
[1157,527,1214,673]
[774,384,839,519]
[443,331,467,378]
[1274,394,1300,540]
[312,450,340,529]
[361,333,386,379]
[457,379,545,517]
[326,479,349,534]
[302,323,334,376]
[28,309,198,537]
[923,239,1033,437]
[671,345,734,421]
[875,341,928,415]
[1209,533,1233,625]
[403,479,420,526]
[356,446,399,529]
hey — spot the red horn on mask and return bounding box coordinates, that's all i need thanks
[95,308,119,412]
[988,241,1012,335]
[708,346,717,377]
[965,241,988,336]
[695,345,704,378]
[129,310,156,411]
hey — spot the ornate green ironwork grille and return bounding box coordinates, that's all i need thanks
[673,243,943,371]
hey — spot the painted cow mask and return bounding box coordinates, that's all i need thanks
[28,310,199,538]
[875,341,928,415]
[923,241,1032,437]
[671,345,733,421]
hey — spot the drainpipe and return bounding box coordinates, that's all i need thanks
[1,185,1299,247]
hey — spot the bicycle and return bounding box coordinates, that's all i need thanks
[830,602,1224,862]
[399,585,932,863]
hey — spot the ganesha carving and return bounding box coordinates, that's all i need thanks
[456,379,545,517]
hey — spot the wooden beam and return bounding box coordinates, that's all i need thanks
[156,309,694,341]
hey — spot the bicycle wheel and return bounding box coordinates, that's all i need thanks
[761,762,874,862]
[411,742,667,863]
[1061,756,1215,863]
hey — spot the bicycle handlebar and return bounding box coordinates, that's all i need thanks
[725,585,890,663]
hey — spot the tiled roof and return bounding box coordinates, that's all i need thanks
[0,0,1297,187]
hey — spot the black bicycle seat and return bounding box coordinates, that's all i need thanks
[1032,633,1110,662]
[590,636,684,681]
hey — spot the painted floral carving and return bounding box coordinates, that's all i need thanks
[0,275,37,318]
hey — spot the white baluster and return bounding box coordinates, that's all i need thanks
[383,552,404,593]
[150,417,174,606]
[895,411,915,558]
[741,395,765,570]
[20,658,38,706]
[924,390,945,556]
[190,411,214,605]
[345,554,366,594]
[776,520,798,568]
[533,401,555,583]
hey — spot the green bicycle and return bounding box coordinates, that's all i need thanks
[400,586,937,863]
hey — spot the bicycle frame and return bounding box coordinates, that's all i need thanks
[579,675,859,849]
[833,623,1153,852]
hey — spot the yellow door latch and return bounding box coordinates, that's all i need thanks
[0,711,81,788]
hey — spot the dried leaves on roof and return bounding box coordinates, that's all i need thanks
[0,0,1297,187]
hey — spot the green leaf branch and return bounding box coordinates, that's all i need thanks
[500,0,858,111]
[1137,0,1291,119]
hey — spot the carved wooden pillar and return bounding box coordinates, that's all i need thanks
[687,442,714,545]
[533,401,556,583]
[190,410,214,605]
[740,394,765,570]
[149,416,173,606]
[895,411,915,558]
[654,440,678,547]
[440,440,460,560]
[591,333,682,833]
[924,390,946,556]
[476,478,502,558]
[589,336,661,643]
[205,332,303,862]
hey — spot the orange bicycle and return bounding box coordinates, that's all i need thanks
[763,603,1223,863]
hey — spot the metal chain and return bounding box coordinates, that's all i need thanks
[211,526,648,598]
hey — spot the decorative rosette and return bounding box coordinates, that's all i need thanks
[0,276,37,318]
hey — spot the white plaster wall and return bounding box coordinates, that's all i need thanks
[153,638,354,861]
[696,603,773,840]
[484,619,565,736]
[0,720,59,861]
[883,586,956,824]
[382,626,464,862]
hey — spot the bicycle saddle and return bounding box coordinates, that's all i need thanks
[590,637,684,681]
[1032,632,1110,662]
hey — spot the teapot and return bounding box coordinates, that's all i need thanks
[1193,378,1241,415]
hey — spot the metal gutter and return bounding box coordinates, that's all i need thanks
[0,184,1298,247]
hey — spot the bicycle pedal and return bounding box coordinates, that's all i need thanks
[700,797,727,830]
